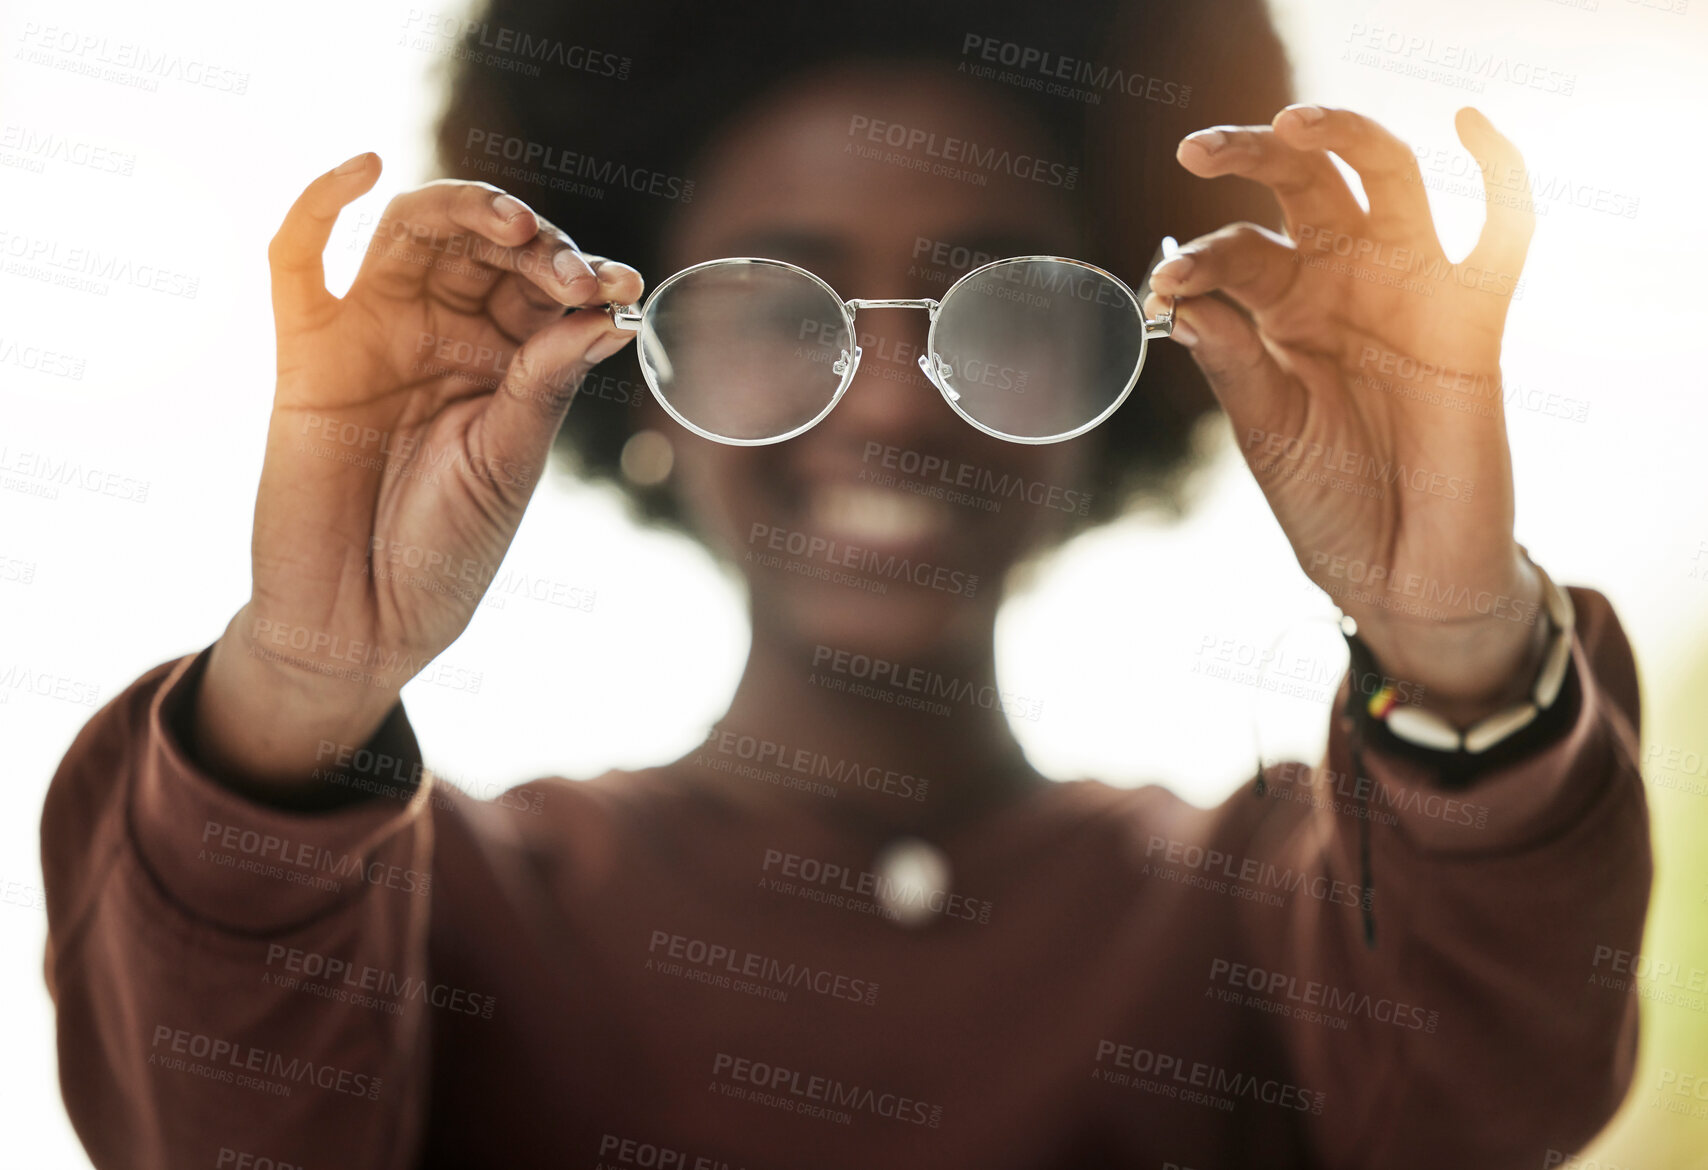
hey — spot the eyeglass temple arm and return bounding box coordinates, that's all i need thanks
[1142,236,1180,341]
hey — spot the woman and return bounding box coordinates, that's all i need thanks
[42,1,1649,1167]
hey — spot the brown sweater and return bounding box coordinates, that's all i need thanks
[41,586,1649,1170]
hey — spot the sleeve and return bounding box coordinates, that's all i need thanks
[1238,586,1651,1168]
[40,646,438,1170]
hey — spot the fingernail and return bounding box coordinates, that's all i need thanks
[333,152,371,175]
[595,260,635,289]
[1184,129,1227,153]
[492,193,530,222]
[1283,104,1326,126]
[1152,255,1194,286]
[556,256,600,301]
[1171,318,1199,348]
[585,331,632,364]
[553,248,590,284]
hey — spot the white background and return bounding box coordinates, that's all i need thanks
[3,0,1706,1163]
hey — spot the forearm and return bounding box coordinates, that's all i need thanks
[43,653,434,1169]
[1244,586,1650,1167]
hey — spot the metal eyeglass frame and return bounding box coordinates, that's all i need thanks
[603,237,1181,447]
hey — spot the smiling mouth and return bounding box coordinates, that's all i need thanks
[805,483,953,549]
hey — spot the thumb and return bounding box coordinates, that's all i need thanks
[1164,293,1300,447]
[470,310,635,505]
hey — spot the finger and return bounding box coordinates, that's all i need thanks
[1177,124,1364,235]
[485,254,645,345]
[485,273,579,345]
[354,181,531,302]
[581,257,646,307]
[354,182,594,309]
[1457,107,1536,284]
[471,313,638,505]
[1169,294,1300,441]
[269,152,380,328]
[1272,105,1436,242]
[1149,222,1300,315]
[434,202,599,312]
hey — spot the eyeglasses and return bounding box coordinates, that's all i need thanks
[602,238,1181,446]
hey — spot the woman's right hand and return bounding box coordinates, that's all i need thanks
[194,154,643,796]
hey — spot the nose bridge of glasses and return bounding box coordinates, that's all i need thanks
[844,297,942,315]
[607,296,936,333]
[838,297,945,388]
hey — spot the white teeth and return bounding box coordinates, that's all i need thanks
[810,485,946,544]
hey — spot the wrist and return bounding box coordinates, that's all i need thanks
[1352,550,1549,727]
[193,605,402,798]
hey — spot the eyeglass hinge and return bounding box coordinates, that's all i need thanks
[1143,235,1179,340]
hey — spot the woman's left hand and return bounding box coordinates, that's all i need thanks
[1149,104,1548,726]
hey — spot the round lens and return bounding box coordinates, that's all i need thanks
[637,260,855,444]
[928,259,1146,442]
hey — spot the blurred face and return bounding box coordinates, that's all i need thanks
[658,66,1098,659]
